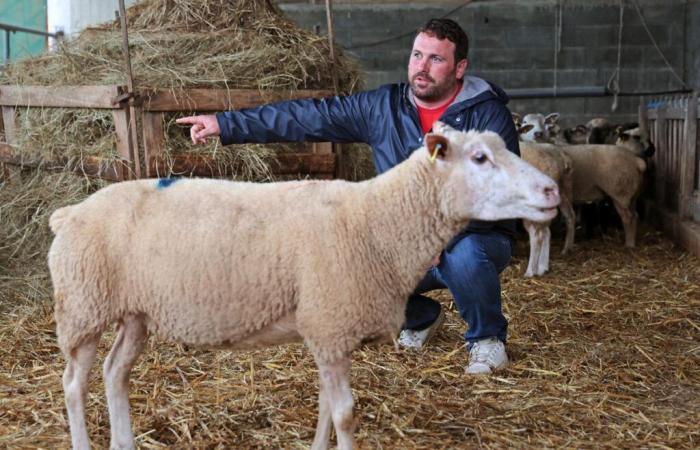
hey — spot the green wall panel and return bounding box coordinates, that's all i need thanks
[0,0,47,63]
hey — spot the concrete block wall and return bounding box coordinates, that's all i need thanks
[279,0,699,128]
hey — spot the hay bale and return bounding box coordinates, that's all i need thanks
[1,0,371,181]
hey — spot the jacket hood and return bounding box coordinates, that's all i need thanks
[406,75,510,112]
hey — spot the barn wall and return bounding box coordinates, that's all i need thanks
[46,0,138,37]
[279,0,700,127]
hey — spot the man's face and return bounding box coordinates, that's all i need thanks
[408,32,468,104]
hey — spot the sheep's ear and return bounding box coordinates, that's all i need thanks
[544,112,560,125]
[425,134,449,160]
[511,112,522,125]
[616,126,629,141]
[517,124,534,135]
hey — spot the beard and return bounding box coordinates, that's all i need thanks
[409,71,459,103]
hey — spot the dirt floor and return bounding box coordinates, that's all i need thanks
[0,225,698,449]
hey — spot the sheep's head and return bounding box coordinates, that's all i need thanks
[615,126,655,158]
[516,113,560,143]
[427,121,560,223]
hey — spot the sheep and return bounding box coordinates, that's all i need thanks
[556,143,647,247]
[48,122,560,450]
[615,126,656,158]
[520,143,575,277]
[512,112,560,143]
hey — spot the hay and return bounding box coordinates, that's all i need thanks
[0,0,372,181]
[1,182,697,449]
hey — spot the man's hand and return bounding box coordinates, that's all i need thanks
[176,115,221,145]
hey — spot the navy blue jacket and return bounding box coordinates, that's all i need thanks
[216,75,520,240]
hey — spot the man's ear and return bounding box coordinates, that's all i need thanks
[456,58,468,79]
[425,134,449,160]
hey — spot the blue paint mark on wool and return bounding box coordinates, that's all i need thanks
[156,178,178,189]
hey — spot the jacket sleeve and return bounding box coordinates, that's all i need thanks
[469,99,520,157]
[216,91,376,146]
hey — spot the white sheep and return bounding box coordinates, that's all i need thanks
[48,122,559,450]
[520,143,575,277]
[557,143,647,247]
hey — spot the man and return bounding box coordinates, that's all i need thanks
[177,18,518,374]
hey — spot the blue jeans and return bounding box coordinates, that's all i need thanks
[402,231,513,344]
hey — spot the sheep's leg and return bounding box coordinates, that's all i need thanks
[103,315,147,450]
[311,386,332,450]
[315,358,354,450]
[523,220,542,277]
[560,197,576,254]
[539,226,551,274]
[63,337,100,450]
[611,199,637,247]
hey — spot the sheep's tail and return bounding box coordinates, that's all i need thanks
[49,206,75,234]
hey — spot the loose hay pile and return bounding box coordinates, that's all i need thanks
[1,167,697,448]
[0,0,373,180]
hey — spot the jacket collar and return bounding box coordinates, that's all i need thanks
[405,75,509,112]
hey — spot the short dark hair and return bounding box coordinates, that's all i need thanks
[417,18,469,62]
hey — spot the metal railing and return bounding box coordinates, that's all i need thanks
[0,22,64,64]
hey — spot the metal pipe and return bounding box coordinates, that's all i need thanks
[506,86,692,99]
[0,22,64,39]
[4,29,9,62]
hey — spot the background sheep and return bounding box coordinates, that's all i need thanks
[511,112,560,143]
[559,143,647,247]
[48,123,559,450]
[520,143,575,277]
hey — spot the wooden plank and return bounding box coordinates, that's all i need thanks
[0,85,122,108]
[654,107,667,206]
[1,106,16,145]
[680,93,699,219]
[311,142,333,155]
[112,109,134,180]
[0,143,126,181]
[147,153,335,178]
[142,111,165,177]
[142,88,335,112]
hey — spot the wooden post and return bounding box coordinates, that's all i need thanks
[112,109,132,181]
[118,0,141,179]
[1,106,16,145]
[680,92,698,220]
[142,111,165,177]
[654,106,667,207]
[324,0,343,180]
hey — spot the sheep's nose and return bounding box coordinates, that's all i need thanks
[544,184,560,204]
[534,132,543,139]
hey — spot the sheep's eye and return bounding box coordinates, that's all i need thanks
[472,153,488,164]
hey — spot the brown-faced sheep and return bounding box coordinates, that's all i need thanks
[48,122,559,450]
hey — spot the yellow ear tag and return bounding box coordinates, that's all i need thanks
[429,143,443,164]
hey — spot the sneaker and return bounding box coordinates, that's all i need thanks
[466,337,508,374]
[397,308,446,349]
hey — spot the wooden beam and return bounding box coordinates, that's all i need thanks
[0,85,122,108]
[147,153,335,178]
[142,88,335,112]
[654,107,667,206]
[0,143,127,181]
[1,106,16,145]
[680,92,698,220]
[142,111,165,177]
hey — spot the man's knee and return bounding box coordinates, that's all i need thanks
[443,232,512,275]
